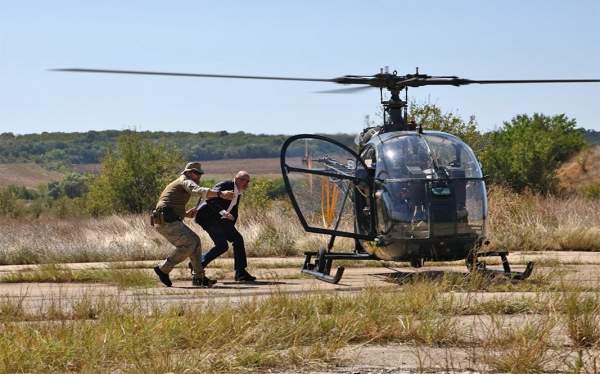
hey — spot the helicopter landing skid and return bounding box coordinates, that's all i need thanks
[466,251,534,280]
[302,249,376,284]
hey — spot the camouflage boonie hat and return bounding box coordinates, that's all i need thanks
[182,162,204,175]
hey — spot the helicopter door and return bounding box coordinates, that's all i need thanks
[280,134,376,240]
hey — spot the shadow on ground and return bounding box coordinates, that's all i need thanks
[173,280,290,290]
[372,268,520,285]
[219,280,289,286]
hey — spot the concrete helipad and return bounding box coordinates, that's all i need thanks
[1,251,599,314]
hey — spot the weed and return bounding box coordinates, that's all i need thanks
[476,315,557,373]
[561,291,600,348]
[0,294,26,321]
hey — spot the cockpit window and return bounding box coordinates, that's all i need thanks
[376,133,482,180]
[377,135,434,179]
[422,133,482,179]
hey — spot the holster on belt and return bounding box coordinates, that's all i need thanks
[151,209,164,226]
[151,207,179,226]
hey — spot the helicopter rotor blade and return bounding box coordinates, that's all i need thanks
[50,68,337,83]
[315,86,373,94]
[390,77,600,89]
[50,68,600,90]
[431,78,600,87]
[468,79,600,84]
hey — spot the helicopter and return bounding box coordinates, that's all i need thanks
[53,67,600,283]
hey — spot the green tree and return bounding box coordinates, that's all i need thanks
[244,178,287,208]
[47,173,92,199]
[480,113,585,193]
[409,102,482,151]
[61,173,91,198]
[87,133,182,215]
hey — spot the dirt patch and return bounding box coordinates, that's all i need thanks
[557,145,600,192]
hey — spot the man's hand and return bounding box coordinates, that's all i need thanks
[222,212,235,221]
[220,190,235,200]
[185,207,197,218]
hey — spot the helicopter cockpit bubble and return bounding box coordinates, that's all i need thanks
[373,132,486,241]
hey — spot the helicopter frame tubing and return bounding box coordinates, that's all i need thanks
[280,134,377,240]
[466,249,534,280]
[301,249,376,284]
[281,134,378,283]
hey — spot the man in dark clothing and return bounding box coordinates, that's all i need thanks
[192,170,256,282]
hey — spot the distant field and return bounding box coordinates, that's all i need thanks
[201,157,286,178]
[72,157,296,180]
[1,158,292,189]
[0,163,63,188]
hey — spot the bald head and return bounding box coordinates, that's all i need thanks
[235,170,249,179]
[235,170,250,191]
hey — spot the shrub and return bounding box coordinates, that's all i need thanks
[244,178,287,208]
[0,188,19,218]
[47,173,91,199]
[480,113,585,194]
[580,183,600,200]
[86,133,182,215]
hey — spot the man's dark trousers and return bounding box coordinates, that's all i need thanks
[196,179,248,272]
[201,221,247,271]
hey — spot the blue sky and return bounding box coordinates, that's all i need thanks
[1,1,599,135]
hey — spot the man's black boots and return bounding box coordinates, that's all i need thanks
[192,275,217,287]
[235,269,256,282]
[153,266,172,287]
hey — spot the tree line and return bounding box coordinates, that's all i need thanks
[0,130,356,167]
[1,125,598,168]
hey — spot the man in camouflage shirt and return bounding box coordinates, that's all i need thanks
[153,162,234,287]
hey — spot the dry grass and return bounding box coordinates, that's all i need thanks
[0,214,164,265]
[0,201,349,265]
[1,187,599,266]
[557,145,600,193]
[0,287,463,372]
[475,315,558,373]
[486,185,600,252]
[0,269,599,372]
[0,277,599,372]
[561,291,600,348]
